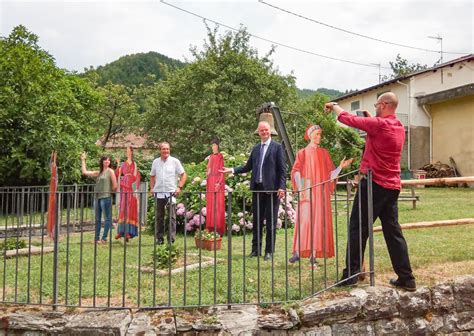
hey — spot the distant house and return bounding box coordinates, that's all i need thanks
[334,54,474,176]
[96,132,158,158]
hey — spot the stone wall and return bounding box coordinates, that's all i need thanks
[0,275,472,335]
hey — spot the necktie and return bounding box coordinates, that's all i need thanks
[256,143,265,183]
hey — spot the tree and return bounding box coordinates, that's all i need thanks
[95,83,140,148]
[0,25,101,185]
[291,93,364,168]
[143,26,298,163]
[382,54,428,81]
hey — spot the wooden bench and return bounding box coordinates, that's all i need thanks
[398,186,419,210]
[335,180,419,209]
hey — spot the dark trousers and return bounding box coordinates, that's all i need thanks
[252,184,280,254]
[343,178,414,281]
[155,198,176,242]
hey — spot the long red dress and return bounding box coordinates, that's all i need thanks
[291,145,336,258]
[116,161,140,238]
[206,153,225,236]
[47,152,57,239]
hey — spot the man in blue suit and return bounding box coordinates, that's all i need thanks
[222,121,286,261]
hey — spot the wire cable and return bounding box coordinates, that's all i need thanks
[160,0,391,69]
[259,0,467,55]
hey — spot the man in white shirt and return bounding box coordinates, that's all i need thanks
[150,142,187,245]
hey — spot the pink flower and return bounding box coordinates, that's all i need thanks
[186,211,195,219]
[177,203,185,209]
[201,207,207,216]
[176,207,185,216]
[193,214,205,225]
[232,224,240,232]
[185,222,194,232]
[239,217,245,226]
[245,221,253,229]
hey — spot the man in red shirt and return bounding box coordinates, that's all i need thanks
[325,92,416,291]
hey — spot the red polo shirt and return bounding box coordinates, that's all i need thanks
[338,111,405,190]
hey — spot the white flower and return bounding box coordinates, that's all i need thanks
[201,180,207,187]
[232,224,240,232]
[276,218,282,229]
[237,212,244,218]
[242,173,247,177]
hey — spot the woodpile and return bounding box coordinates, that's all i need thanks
[420,161,456,178]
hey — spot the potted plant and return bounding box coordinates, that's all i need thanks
[194,229,222,251]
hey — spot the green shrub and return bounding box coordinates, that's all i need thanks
[151,244,179,269]
[0,238,27,251]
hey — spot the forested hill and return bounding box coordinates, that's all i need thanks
[297,88,344,100]
[94,51,186,86]
[93,51,346,99]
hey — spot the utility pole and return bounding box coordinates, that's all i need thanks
[428,35,443,83]
[370,63,382,83]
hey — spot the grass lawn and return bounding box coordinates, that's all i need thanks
[0,187,472,308]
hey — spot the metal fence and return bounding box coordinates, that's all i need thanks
[0,170,374,309]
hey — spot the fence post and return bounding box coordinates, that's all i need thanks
[227,192,232,310]
[73,183,78,231]
[52,191,60,310]
[367,170,375,286]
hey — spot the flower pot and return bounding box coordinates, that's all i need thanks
[194,237,222,251]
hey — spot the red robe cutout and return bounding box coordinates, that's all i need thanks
[47,151,57,239]
[291,145,336,258]
[206,153,225,235]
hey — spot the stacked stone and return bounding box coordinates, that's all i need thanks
[0,276,472,335]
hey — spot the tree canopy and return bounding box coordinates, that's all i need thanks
[0,25,102,185]
[382,54,429,81]
[142,26,299,163]
[0,25,363,186]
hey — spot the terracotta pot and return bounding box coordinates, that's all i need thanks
[194,237,222,251]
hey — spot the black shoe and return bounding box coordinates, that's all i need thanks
[249,251,260,258]
[288,253,300,263]
[264,253,272,261]
[336,276,358,287]
[389,278,416,292]
[155,238,164,245]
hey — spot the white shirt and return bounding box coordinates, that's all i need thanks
[150,156,185,199]
[258,138,271,182]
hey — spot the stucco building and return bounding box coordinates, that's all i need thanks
[334,54,474,176]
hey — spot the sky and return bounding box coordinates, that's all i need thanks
[1,0,472,92]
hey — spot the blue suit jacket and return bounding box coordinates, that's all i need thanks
[234,140,286,191]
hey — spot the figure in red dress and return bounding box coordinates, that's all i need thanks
[206,138,225,236]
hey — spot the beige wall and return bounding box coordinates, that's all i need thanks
[430,95,474,176]
[410,126,430,169]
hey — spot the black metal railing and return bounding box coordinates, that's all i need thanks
[0,170,374,309]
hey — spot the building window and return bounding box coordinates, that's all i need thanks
[350,101,360,111]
